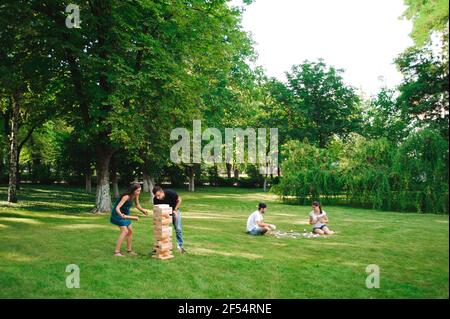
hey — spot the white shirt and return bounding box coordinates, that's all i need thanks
[309,210,327,228]
[247,210,263,231]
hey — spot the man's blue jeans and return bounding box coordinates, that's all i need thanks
[172,209,183,248]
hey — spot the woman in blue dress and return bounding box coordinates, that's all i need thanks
[111,183,150,257]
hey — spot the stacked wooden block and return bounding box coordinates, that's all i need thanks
[152,204,174,260]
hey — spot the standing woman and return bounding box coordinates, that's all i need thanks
[111,183,150,257]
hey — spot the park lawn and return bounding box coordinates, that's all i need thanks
[0,185,448,299]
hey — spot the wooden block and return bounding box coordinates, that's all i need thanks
[153,208,171,211]
[153,227,172,234]
[156,240,171,246]
[155,249,171,254]
[154,249,171,254]
[153,238,170,243]
[154,234,171,241]
[154,204,170,209]
[152,254,174,260]
[154,239,172,245]
[154,234,172,240]
[153,209,171,213]
[153,232,172,238]
[155,243,172,250]
[153,216,172,222]
[153,206,172,213]
[123,215,139,221]
[153,220,172,226]
[153,215,171,220]
[154,229,171,235]
[156,250,173,256]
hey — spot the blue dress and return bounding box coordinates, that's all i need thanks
[110,198,133,227]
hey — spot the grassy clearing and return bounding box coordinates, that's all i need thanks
[0,185,448,298]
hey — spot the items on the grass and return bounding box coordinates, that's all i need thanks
[269,229,326,239]
[152,204,174,260]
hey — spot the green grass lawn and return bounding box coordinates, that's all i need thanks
[0,185,448,299]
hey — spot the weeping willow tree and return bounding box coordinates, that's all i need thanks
[272,140,341,205]
[339,134,395,210]
[274,131,448,214]
[391,129,449,213]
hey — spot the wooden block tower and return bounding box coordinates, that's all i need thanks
[152,204,174,260]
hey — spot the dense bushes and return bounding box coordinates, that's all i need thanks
[392,129,449,213]
[272,140,339,203]
[273,129,449,214]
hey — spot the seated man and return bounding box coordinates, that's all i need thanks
[246,203,276,236]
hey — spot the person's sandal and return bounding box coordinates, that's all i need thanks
[127,251,138,256]
[114,252,124,257]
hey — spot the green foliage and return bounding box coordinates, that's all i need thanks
[274,130,449,214]
[392,129,449,213]
[286,60,361,147]
[396,46,449,138]
[340,135,394,210]
[361,88,409,143]
[402,0,449,46]
[272,140,341,204]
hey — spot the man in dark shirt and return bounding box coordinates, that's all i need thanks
[152,186,186,253]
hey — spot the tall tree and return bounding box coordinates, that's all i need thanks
[402,0,449,47]
[286,60,361,148]
[0,1,57,202]
[398,0,449,139]
[361,88,408,143]
[396,46,449,138]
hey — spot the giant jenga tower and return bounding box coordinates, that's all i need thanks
[152,204,174,260]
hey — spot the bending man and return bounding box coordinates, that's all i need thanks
[153,186,186,253]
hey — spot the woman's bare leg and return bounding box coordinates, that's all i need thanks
[323,226,334,235]
[126,225,133,252]
[314,229,325,235]
[115,226,129,253]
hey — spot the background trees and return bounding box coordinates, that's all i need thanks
[0,0,448,214]
[286,60,361,148]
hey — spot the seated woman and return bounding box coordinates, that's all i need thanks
[309,201,334,235]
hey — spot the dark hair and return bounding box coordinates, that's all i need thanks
[152,186,163,195]
[258,203,267,210]
[312,201,323,214]
[120,183,142,199]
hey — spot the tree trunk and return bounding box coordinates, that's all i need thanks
[15,125,38,190]
[85,170,92,193]
[226,162,232,179]
[143,171,155,200]
[189,175,195,192]
[148,177,155,198]
[187,166,195,192]
[111,168,119,199]
[7,94,20,203]
[233,168,239,180]
[15,148,20,190]
[263,178,267,192]
[92,146,114,214]
[143,173,149,192]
